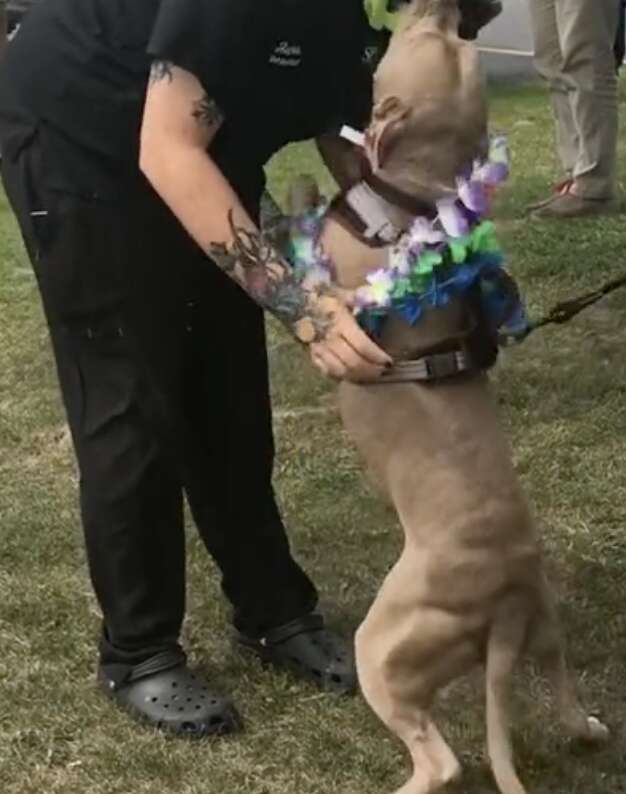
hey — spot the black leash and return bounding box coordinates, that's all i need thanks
[513,273,626,343]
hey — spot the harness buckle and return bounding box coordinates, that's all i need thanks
[424,351,467,380]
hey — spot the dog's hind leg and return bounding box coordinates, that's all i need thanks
[355,607,477,793]
[530,580,610,744]
[485,597,531,794]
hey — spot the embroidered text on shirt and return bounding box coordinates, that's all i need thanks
[269,41,302,67]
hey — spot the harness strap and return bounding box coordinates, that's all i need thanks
[328,177,436,250]
[362,170,437,219]
[335,125,437,245]
[377,348,476,384]
[328,185,397,249]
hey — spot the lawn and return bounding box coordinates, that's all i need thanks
[1,80,625,794]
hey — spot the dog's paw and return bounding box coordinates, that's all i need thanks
[584,715,610,744]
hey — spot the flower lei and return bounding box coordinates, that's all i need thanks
[284,135,529,341]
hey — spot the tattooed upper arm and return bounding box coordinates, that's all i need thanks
[144,63,224,149]
[191,94,224,130]
[142,64,329,343]
[149,60,174,84]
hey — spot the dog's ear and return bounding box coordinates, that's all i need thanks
[365,95,410,172]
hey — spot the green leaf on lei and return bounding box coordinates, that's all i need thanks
[448,235,471,265]
[470,221,501,254]
[414,250,443,276]
[391,277,413,299]
[409,270,431,293]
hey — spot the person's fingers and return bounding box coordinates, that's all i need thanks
[309,304,392,382]
[335,312,392,367]
[312,339,387,383]
[309,347,329,378]
[314,296,389,365]
[343,359,387,383]
[333,286,357,307]
[325,335,369,373]
[310,343,347,380]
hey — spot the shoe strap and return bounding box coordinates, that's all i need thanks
[257,613,325,647]
[125,647,188,684]
[99,648,188,692]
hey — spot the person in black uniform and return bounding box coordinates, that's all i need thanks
[0,0,501,737]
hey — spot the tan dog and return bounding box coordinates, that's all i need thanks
[289,2,609,793]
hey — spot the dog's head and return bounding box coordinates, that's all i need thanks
[365,0,488,202]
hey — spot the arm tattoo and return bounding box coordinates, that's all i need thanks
[207,212,334,344]
[191,94,224,128]
[149,60,174,84]
[260,191,286,228]
[259,190,290,251]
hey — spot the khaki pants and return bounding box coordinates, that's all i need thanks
[528,0,620,198]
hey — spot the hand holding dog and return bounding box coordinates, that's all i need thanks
[309,294,392,383]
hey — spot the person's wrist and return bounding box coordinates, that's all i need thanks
[291,293,341,345]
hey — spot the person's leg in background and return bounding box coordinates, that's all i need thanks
[182,256,357,694]
[532,0,621,217]
[527,0,580,209]
[0,4,6,162]
[0,2,7,62]
[614,0,625,71]
[0,127,241,736]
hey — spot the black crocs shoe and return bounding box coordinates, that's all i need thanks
[98,649,242,737]
[236,613,356,695]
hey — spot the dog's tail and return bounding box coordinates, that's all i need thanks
[485,598,530,794]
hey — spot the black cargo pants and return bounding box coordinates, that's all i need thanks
[1,125,317,665]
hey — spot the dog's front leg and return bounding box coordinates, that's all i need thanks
[355,575,464,793]
[389,715,462,794]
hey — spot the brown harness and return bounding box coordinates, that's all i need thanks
[328,172,493,384]
[328,168,437,250]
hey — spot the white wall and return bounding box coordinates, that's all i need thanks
[477,0,536,80]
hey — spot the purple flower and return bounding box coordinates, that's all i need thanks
[365,268,395,305]
[409,217,446,248]
[436,199,469,238]
[389,238,412,275]
[475,161,509,186]
[298,215,319,236]
[458,178,489,214]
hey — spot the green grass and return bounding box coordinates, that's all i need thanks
[1,80,626,793]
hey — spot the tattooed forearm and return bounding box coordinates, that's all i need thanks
[191,94,224,128]
[259,191,291,251]
[260,191,286,227]
[149,60,174,83]
[207,213,334,344]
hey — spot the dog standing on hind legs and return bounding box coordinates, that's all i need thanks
[348,370,609,794]
[285,1,610,792]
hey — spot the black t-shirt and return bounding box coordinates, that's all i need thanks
[0,0,377,210]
